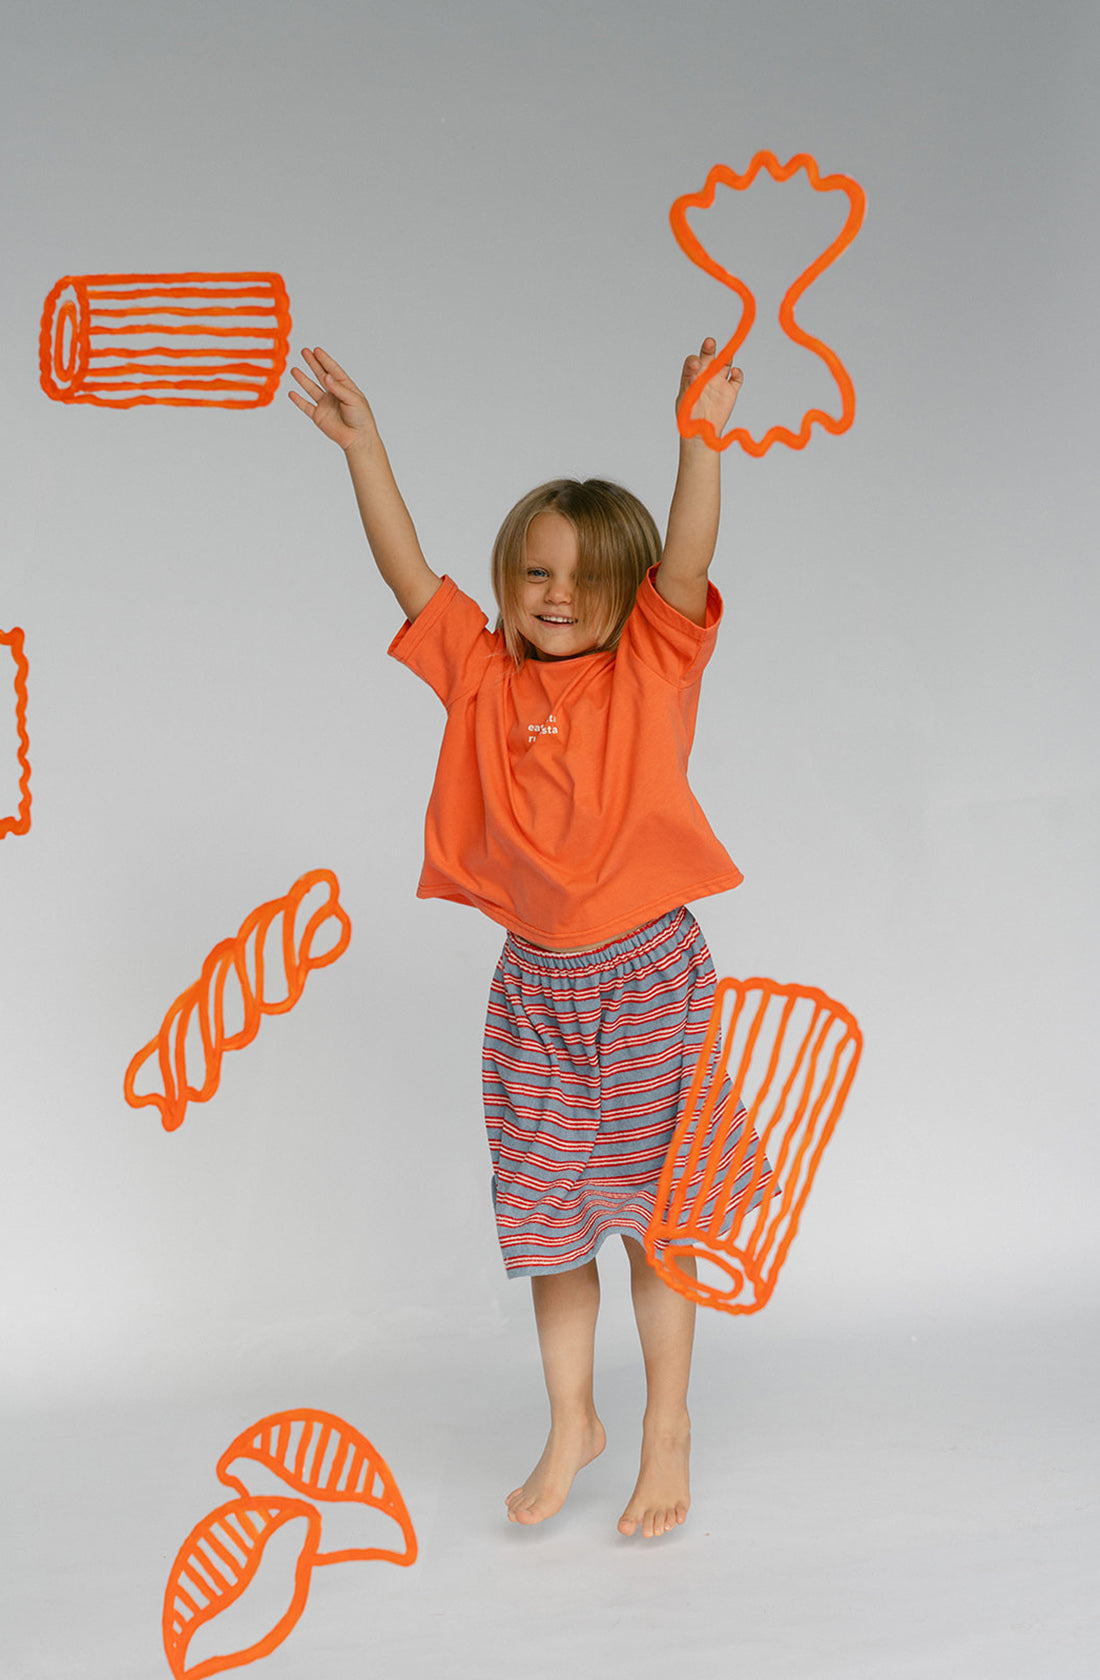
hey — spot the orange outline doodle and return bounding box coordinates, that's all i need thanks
[163,1497,321,1680]
[646,976,862,1313]
[39,273,291,408]
[1,627,31,837]
[671,153,866,455]
[217,1409,418,1568]
[124,869,351,1132]
[164,1411,416,1678]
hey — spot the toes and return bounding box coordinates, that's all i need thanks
[620,1505,676,1538]
[507,1484,558,1525]
[637,1506,680,1537]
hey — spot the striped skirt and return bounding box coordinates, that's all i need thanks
[482,906,772,1277]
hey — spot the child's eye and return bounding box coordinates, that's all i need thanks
[526,568,548,580]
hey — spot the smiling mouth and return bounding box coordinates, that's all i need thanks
[536,615,577,625]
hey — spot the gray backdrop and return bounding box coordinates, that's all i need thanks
[3,2,1098,1676]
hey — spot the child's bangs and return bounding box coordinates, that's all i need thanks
[492,479,661,665]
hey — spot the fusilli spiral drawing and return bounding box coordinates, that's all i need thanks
[124,869,351,1131]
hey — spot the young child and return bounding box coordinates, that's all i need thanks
[290,339,763,1540]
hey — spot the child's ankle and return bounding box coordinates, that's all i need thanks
[642,1403,691,1435]
[549,1401,601,1429]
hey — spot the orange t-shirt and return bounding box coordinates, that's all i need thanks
[388,568,743,948]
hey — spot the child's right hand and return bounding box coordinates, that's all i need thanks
[289,346,377,452]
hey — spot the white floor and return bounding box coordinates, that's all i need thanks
[4,1296,1098,1680]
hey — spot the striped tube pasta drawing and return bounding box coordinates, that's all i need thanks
[646,977,862,1314]
[124,869,352,1132]
[39,272,291,407]
[217,1409,418,1568]
[163,1497,321,1680]
[671,152,865,455]
[0,627,31,838]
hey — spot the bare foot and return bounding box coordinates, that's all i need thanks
[506,1412,606,1525]
[617,1413,691,1538]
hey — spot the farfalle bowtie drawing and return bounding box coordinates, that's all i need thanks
[671,152,866,456]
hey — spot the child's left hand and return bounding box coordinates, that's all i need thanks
[677,336,743,434]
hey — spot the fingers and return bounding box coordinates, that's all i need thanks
[695,336,741,381]
[293,346,370,435]
[305,345,359,392]
[299,346,326,385]
[286,388,315,417]
[290,363,325,403]
[300,345,361,399]
[682,338,732,377]
[304,344,347,379]
[684,338,715,375]
[687,337,743,388]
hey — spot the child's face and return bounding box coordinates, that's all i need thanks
[515,512,603,661]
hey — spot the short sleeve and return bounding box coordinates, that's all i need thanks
[388,575,502,706]
[619,568,723,687]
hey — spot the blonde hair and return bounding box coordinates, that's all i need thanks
[491,479,662,665]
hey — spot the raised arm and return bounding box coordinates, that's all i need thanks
[289,346,442,622]
[656,337,743,626]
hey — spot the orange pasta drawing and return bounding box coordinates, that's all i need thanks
[646,976,862,1313]
[39,272,291,407]
[124,869,351,1132]
[671,153,866,455]
[163,1497,321,1680]
[0,626,31,837]
[164,1411,416,1679]
[217,1409,418,1568]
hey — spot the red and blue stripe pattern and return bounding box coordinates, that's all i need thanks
[483,908,772,1276]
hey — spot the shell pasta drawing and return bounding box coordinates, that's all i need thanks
[216,1409,418,1567]
[646,976,862,1313]
[163,1411,416,1677]
[163,1497,321,1680]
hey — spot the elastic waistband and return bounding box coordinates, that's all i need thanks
[503,907,692,974]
